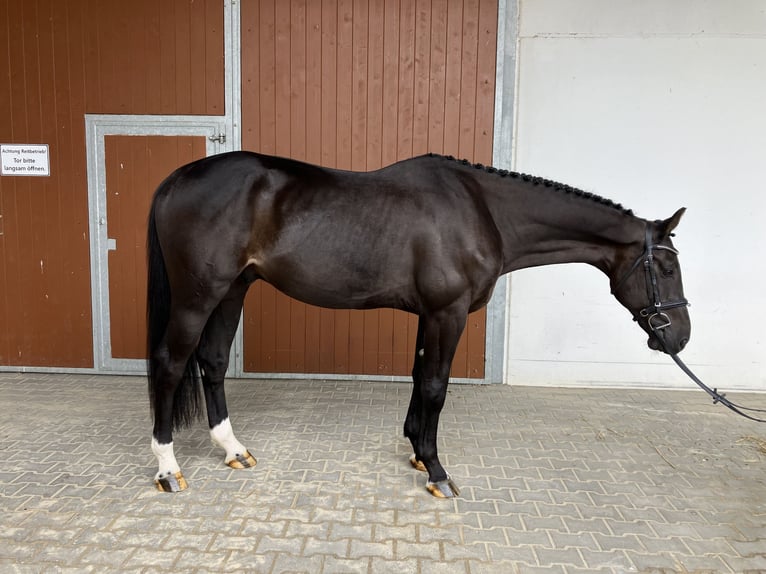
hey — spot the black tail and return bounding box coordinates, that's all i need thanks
[146,191,202,431]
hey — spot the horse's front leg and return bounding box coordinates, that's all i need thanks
[407,306,468,498]
[404,317,427,472]
[198,282,256,470]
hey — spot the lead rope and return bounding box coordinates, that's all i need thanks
[668,352,766,423]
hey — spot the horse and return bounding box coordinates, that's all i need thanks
[146,151,690,497]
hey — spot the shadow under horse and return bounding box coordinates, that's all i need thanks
[146,152,690,496]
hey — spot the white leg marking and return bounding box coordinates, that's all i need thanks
[210,418,248,464]
[151,438,180,481]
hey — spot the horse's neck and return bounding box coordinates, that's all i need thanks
[479,176,646,275]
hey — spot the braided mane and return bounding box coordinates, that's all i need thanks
[431,153,633,216]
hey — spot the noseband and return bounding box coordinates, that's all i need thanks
[612,227,689,331]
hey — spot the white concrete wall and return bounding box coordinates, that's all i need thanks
[505,1,766,390]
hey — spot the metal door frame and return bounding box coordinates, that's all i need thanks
[85,116,232,373]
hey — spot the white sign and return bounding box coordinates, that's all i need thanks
[1,144,50,176]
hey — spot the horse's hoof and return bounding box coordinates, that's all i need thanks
[426,477,460,498]
[227,451,257,469]
[154,471,188,492]
[409,454,427,472]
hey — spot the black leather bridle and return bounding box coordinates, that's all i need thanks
[613,226,766,423]
[612,226,689,332]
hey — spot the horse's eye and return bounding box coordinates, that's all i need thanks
[661,267,674,278]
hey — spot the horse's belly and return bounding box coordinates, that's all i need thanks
[255,255,411,311]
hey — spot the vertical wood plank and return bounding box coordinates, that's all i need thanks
[275,0,292,156]
[412,0,431,155]
[351,0,368,170]
[174,0,192,113]
[320,0,338,166]
[259,0,277,153]
[306,1,323,165]
[241,0,261,151]
[366,0,384,169]
[443,0,463,156]
[458,0,479,160]
[290,0,307,160]
[381,0,400,167]
[428,0,448,153]
[474,0,497,163]
[205,0,224,115]
[159,1,177,114]
[187,0,205,113]
[396,0,415,160]
[336,0,353,170]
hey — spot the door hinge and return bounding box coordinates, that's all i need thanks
[209,132,227,144]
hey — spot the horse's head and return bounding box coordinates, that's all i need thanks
[611,208,691,355]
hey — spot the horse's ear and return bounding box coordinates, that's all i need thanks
[659,207,686,239]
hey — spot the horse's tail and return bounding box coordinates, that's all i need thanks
[146,188,202,431]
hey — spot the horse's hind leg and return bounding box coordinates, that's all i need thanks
[198,277,256,469]
[151,302,218,492]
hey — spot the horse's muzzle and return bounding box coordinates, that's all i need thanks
[648,334,689,354]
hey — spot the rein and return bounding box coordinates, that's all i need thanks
[668,352,766,424]
[614,226,766,423]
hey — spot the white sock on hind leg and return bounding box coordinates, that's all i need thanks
[151,438,180,479]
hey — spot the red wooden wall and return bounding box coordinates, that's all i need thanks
[0,0,224,367]
[240,0,498,377]
[0,0,499,376]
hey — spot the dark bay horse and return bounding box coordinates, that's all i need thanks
[147,151,690,496]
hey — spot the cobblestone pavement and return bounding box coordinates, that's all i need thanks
[1,372,765,573]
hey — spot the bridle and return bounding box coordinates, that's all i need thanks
[612,226,689,332]
[613,225,766,423]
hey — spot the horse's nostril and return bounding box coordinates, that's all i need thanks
[679,338,689,350]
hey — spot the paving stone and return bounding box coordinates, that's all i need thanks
[577,549,633,571]
[255,534,302,554]
[348,539,394,559]
[272,552,323,573]
[419,558,470,573]
[535,546,587,568]
[395,540,442,560]
[79,545,135,567]
[485,542,537,563]
[303,536,348,557]
[1,374,765,574]
[223,550,278,571]
[320,555,370,573]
